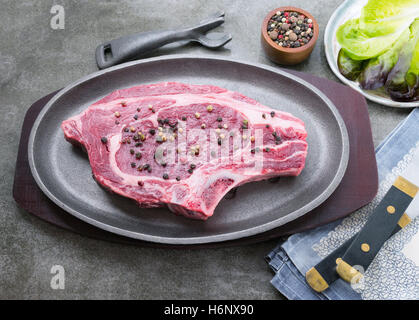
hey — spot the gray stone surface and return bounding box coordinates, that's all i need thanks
[0,0,411,299]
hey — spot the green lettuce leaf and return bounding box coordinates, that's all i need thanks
[336,0,419,60]
[360,0,419,37]
[336,18,409,60]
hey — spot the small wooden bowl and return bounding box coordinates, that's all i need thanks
[261,7,319,65]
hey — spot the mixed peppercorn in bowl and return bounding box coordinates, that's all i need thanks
[261,7,319,65]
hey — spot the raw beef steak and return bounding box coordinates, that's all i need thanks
[62,82,308,220]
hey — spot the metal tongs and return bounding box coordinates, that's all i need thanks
[95,11,232,69]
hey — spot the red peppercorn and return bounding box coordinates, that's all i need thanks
[309,24,313,28]
[278,35,283,39]
[284,12,289,17]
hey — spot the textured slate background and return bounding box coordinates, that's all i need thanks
[0,0,411,299]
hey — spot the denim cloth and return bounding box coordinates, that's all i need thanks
[266,108,419,300]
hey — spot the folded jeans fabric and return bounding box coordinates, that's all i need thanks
[266,108,419,300]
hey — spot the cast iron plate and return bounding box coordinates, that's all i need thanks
[28,55,349,244]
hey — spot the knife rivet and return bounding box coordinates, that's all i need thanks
[387,205,395,214]
[361,243,370,252]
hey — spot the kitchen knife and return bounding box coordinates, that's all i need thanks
[306,158,419,292]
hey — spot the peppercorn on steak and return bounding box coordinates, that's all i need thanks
[61,82,308,220]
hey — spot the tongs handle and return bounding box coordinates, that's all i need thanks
[96,13,226,69]
[96,30,186,69]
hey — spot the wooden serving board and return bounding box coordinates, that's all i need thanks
[13,70,378,248]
